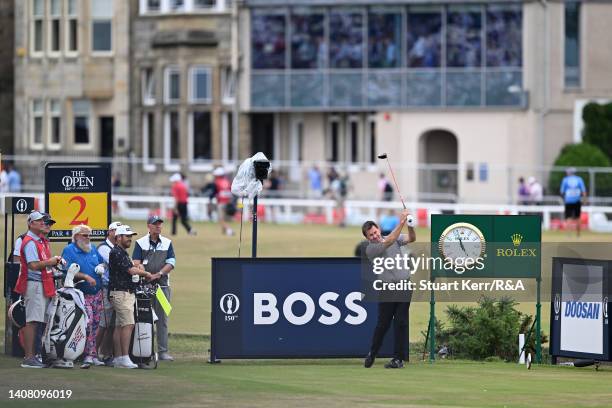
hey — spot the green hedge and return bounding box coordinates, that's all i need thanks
[548,143,612,197]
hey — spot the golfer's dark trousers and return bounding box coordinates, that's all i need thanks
[172,203,192,235]
[370,302,410,361]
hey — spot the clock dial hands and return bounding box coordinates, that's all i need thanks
[458,236,469,256]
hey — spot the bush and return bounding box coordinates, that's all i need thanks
[548,143,612,196]
[434,297,547,361]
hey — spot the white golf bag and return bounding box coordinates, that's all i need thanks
[43,264,88,368]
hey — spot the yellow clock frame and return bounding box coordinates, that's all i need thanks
[438,222,486,264]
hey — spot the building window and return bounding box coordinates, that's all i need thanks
[49,0,62,54]
[91,0,113,53]
[142,68,156,106]
[221,112,233,161]
[73,100,90,145]
[141,0,228,14]
[406,7,442,68]
[327,117,340,162]
[486,5,522,67]
[48,100,62,148]
[251,12,286,69]
[565,1,581,88]
[164,66,181,104]
[143,0,161,13]
[250,5,522,109]
[189,66,212,104]
[31,99,44,149]
[32,0,45,55]
[447,6,482,68]
[221,66,236,105]
[368,118,376,163]
[189,111,212,165]
[66,0,78,53]
[194,0,215,10]
[290,11,325,69]
[142,112,156,170]
[330,9,364,68]
[348,118,359,163]
[164,111,181,169]
[368,9,401,68]
[169,0,185,12]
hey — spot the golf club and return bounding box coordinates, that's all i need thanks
[377,153,406,209]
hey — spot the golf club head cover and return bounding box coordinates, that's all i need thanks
[406,215,415,228]
[64,263,80,288]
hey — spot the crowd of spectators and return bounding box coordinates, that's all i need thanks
[329,11,364,68]
[368,13,401,68]
[406,12,442,68]
[252,14,286,69]
[291,14,325,69]
[252,7,521,72]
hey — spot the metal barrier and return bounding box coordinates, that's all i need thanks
[3,192,612,231]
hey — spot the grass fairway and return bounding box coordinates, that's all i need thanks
[1,339,611,408]
[1,218,612,406]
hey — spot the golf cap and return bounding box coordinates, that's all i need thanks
[213,167,225,177]
[42,213,56,225]
[108,221,122,230]
[115,225,137,236]
[27,211,45,223]
[147,215,164,225]
[169,173,182,183]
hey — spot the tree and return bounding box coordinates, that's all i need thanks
[548,143,612,196]
[582,102,612,160]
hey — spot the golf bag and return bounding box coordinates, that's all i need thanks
[43,287,87,368]
[43,264,87,368]
[129,283,158,368]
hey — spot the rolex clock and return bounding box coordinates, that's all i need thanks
[438,222,486,266]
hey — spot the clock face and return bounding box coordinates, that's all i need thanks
[438,222,486,265]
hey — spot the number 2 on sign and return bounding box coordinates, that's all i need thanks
[69,196,89,225]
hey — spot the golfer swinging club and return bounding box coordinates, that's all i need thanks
[362,209,415,369]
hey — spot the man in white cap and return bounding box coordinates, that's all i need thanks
[14,211,63,368]
[170,173,196,236]
[108,225,152,368]
[94,221,121,365]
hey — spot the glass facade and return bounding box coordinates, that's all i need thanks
[250,3,523,109]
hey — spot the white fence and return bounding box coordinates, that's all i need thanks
[3,192,612,232]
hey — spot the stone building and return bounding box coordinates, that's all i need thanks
[130,0,237,190]
[13,0,130,183]
[0,1,15,154]
[239,0,612,203]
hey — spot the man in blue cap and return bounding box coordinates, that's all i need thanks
[132,215,176,361]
